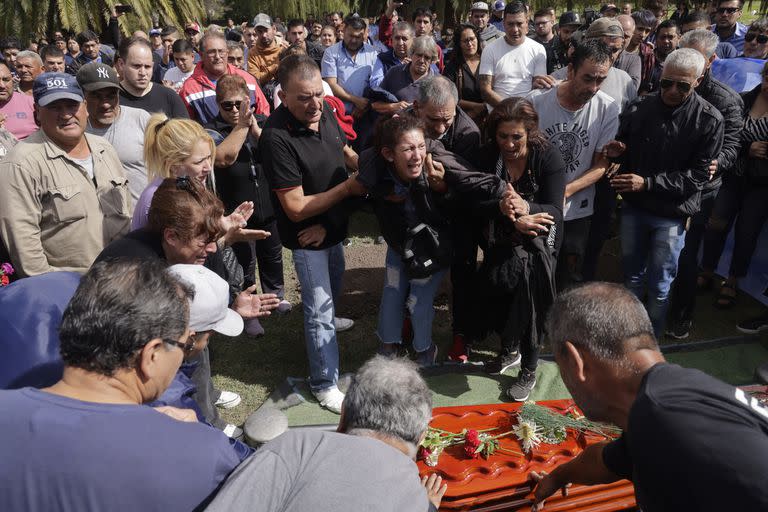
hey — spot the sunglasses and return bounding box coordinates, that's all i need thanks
[716,7,739,14]
[220,100,244,111]
[164,336,196,355]
[660,78,693,93]
[745,33,768,44]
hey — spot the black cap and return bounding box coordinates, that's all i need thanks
[76,62,120,92]
[559,11,582,26]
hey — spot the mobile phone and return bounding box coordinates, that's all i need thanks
[115,5,133,14]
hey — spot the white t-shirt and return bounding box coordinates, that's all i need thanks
[528,86,620,220]
[163,67,193,91]
[479,36,547,102]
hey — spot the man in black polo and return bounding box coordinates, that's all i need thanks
[260,55,365,414]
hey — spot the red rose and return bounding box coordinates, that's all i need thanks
[418,446,432,461]
[0,275,8,286]
[463,429,481,458]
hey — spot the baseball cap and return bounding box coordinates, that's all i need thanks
[33,73,83,107]
[559,11,582,26]
[149,28,161,37]
[493,0,506,11]
[185,21,201,34]
[76,62,120,91]
[470,2,490,12]
[600,3,620,13]
[253,13,273,29]
[585,17,625,39]
[167,264,244,337]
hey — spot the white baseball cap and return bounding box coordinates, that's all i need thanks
[168,264,244,337]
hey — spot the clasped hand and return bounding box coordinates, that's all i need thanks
[499,183,554,236]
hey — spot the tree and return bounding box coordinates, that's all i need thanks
[0,0,206,39]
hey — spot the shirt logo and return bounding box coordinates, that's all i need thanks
[545,122,590,173]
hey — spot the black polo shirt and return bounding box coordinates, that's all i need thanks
[260,102,350,250]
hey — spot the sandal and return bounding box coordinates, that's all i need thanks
[715,281,737,309]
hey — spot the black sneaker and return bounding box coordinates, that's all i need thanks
[416,344,438,368]
[506,369,537,402]
[485,350,521,375]
[737,314,768,335]
[665,319,691,340]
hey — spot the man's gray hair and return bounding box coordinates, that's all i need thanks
[342,356,432,447]
[409,35,439,60]
[200,31,226,53]
[679,29,720,59]
[663,47,706,77]
[16,50,42,66]
[545,282,658,362]
[393,21,415,38]
[417,75,458,108]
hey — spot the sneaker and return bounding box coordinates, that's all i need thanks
[222,424,244,440]
[374,235,385,245]
[448,334,469,363]
[342,238,352,247]
[665,319,691,340]
[275,299,293,315]
[334,317,355,332]
[313,386,345,414]
[215,390,242,409]
[506,369,537,402]
[737,314,768,335]
[416,344,438,368]
[245,317,265,337]
[485,350,521,375]
[378,342,399,358]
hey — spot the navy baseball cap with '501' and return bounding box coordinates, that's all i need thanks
[33,73,84,107]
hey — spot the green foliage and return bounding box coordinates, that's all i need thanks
[1,0,206,39]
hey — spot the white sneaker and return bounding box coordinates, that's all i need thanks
[222,424,244,439]
[215,390,242,409]
[334,317,355,332]
[313,386,345,414]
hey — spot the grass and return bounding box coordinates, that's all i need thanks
[212,210,768,427]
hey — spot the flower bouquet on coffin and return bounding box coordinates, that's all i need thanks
[0,262,14,287]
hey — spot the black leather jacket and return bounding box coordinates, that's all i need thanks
[613,91,724,218]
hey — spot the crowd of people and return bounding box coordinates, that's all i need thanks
[0,0,767,510]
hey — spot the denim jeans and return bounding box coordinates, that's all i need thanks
[292,243,345,392]
[377,247,447,353]
[621,203,686,337]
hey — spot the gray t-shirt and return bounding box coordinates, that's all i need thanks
[552,66,637,112]
[206,429,432,512]
[529,86,619,220]
[87,105,150,203]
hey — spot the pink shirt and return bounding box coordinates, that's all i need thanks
[0,92,37,140]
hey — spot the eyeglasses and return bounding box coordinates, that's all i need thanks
[716,7,739,14]
[220,100,243,111]
[164,336,196,354]
[660,78,693,93]
[745,33,768,44]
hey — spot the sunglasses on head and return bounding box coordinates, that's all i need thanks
[745,33,768,44]
[220,100,243,111]
[716,6,739,14]
[660,78,692,93]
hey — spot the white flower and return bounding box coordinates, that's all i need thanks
[513,418,543,453]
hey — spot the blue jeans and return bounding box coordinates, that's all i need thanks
[292,243,345,392]
[621,203,686,338]
[377,247,447,353]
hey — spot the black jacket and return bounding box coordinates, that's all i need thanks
[403,106,480,161]
[740,84,768,183]
[696,71,744,190]
[357,139,505,259]
[613,92,724,218]
[204,115,275,228]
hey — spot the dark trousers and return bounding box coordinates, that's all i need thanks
[450,217,479,339]
[231,218,285,296]
[667,188,718,323]
[187,346,225,430]
[702,177,768,279]
[582,178,616,282]
[556,216,592,291]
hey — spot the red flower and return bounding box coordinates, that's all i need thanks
[418,446,432,461]
[464,429,481,458]
[0,275,8,286]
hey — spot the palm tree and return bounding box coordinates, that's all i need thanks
[0,0,205,39]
